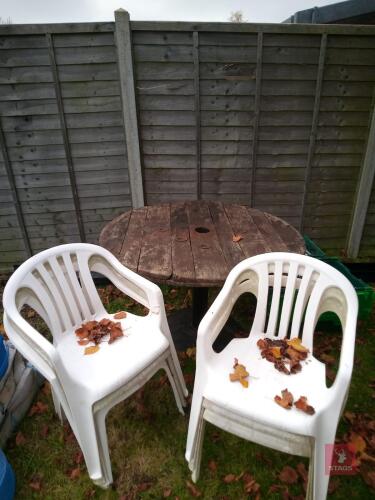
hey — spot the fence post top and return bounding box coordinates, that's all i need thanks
[115,8,130,19]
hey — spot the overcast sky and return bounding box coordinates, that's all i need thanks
[0,0,339,24]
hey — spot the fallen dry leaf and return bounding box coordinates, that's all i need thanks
[69,467,81,480]
[74,450,84,465]
[29,475,42,491]
[84,345,100,355]
[242,472,260,495]
[114,311,127,320]
[286,337,309,353]
[78,339,90,346]
[223,473,237,484]
[274,389,294,410]
[232,234,243,243]
[360,464,375,490]
[229,358,249,388]
[294,396,315,415]
[40,424,49,438]
[29,401,49,416]
[270,346,282,359]
[137,482,153,492]
[163,488,172,497]
[208,460,217,472]
[186,347,196,359]
[279,465,298,484]
[296,462,308,482]
[186,480,202,497]
[16,431,26,446]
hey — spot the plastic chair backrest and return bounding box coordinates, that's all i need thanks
[5,246,107,342]
[224,253,357,351]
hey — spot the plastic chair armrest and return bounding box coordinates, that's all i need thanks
[91,256,165,312]
[3,310,56,380]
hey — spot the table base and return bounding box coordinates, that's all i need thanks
[167,307,241,352]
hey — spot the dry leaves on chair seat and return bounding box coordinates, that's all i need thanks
[84,345,100,356]
[257,337,309,375]
[294,396,315,415]
[274,390,316,415]
[274,389,294,409]
[229,358,249,388]
[75,318,125,354]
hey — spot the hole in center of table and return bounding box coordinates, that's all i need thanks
[195,226,210,234]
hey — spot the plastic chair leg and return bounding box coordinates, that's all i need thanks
[70,403,107,488]
[163,360,184,415]
[95,407,113,488]
[166,355,187,406]
[185,391,204,464]
[191,417,205,483]
[51,386,65,423]
[312,429,336,500]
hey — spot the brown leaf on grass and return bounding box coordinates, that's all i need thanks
[186,347,196,359]
[69,467,81,480]
[326,367,336,382]
[274,389,294,410]
[242,472,260,495]
[41,381,51,396]
[163,488,172,498]
[84,345,100,355]
[208,460,217,472]
[186,480,202,497]
[84,489,96,498]
[232,234,243,243]
[114,311,127,320]
[344,411,356,424]
[223,473,237,483]
[296,462,308,482]
[74,450,84,465]
[29,401,49,416]
[294,396,315,415]
[347,432,366,455]
[229,358,249,388]
[29,475,42,491]
[279,465,298,484]
[40,424,49,438]
[360,465,375,490]
[16,431,26,446]
[137,482,153,492]
[320,353,335,366]
[328,478,340,494]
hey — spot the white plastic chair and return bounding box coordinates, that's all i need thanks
[3,243,187,488]
[186,252,358,500]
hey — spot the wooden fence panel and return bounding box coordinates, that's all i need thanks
[0,19,375,270]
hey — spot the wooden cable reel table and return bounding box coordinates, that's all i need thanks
[99,201,306,348]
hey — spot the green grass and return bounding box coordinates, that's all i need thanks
[2,284,374,499]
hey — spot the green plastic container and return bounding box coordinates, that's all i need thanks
[304,236,375,326]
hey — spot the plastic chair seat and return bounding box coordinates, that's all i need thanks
[204,334,327,437]
[56,312,169,400]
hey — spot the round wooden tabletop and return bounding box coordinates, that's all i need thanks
[99,201,306,287]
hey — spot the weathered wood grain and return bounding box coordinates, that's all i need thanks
[170,203,195,282]
[138,204,172,279]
